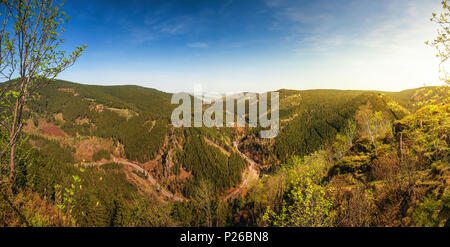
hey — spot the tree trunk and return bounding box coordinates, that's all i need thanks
[370,134,377,156]
[8,84,24,184]
[9,143,15,183]
[398,132,403,162]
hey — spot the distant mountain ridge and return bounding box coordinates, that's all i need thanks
[14,79,431,198]
[3,78,447,227]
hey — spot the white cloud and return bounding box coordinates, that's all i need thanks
[283,0,446,91]
[187,42,209,48]
[64,0,447,93]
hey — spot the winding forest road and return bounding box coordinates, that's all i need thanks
[223,141,261,200]
[77,158,184,202]
[76,140,261,202]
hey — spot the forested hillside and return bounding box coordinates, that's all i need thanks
[236,87,449,227]
[27,80,172,162]
[1,0,449,230]
[239,89,414,168]
[1,79,448,227]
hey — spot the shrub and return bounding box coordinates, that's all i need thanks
[412,195,440,227]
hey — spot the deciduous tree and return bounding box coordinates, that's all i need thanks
[0,0,85,184]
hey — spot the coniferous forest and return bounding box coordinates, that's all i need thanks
[0,0,449,228]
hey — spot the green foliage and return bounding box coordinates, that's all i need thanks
[176,128,246,197]
[54,174,82,226]
[3,78,449,227]
[412,194,441,227]
[28,80,170,162]
[263,155,334,227]
[171,196,234,227]
[70,163,138,226]
[129,197,174,226]
[331,154,372,175]
[274,91,400,163]
[395,102,450,163]
[427,0,450,84]
[9,138,171,226]
[0,0,86,185]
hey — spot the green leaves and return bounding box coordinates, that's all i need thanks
[262,152,335,227]
[2,0,86,81]
[428,1,450,84]
[412,194,441,227]
[0,0,86,184]
[3,90,19,99]
[72,175,81,183]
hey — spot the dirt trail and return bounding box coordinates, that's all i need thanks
[223,141,261,200]
[76,140,262,202]
[77,158,184,202]
[203,137,231,156]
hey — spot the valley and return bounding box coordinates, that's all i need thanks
[0,0,449,231]
[1,79,449,227]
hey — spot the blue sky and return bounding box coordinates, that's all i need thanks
[58,0,443,93]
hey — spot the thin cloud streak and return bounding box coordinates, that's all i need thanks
[187,42,209,48]
[58,0,445,93]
